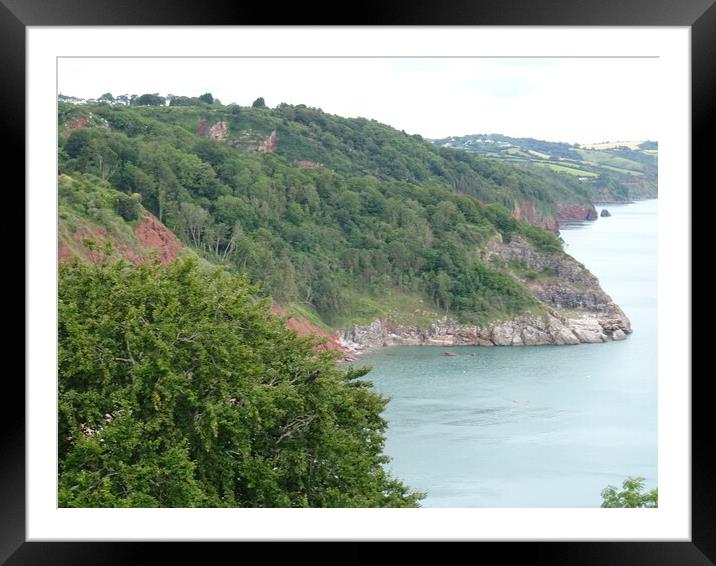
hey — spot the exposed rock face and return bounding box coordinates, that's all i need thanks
[63,117,91,135]
[197,119,229,141]
[62,113,110,136]
[556,203,598,222]
[59,213,183,266]
[197,118,209,136]
[294,160,322,169]
[340,234,631,354]
[512,200,598,233]
[512,200,558,232]
[601,209,612,217]
[207,121,228,141]
[258,130,278,153]
[133,214,183,264]
[270,305,354,360]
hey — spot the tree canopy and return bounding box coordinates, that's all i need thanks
[199,92,215,104]
[59,252,424,507]
[133,93,165,106]
[600,476,658,508]
[58,100,570,328]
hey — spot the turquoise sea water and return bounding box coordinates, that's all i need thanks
[358,199,657,507]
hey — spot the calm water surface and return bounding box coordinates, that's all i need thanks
[358,199,657,507]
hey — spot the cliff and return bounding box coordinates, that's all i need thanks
[270,305,353,359]
[512,200,598,233]
[59,212,182,266]
[340,234,630,353]
[57,102,637,358]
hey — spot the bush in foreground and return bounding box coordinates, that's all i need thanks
[600,476,658,508]
[58,254,423,507]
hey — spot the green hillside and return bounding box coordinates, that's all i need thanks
[58,100,571,329]
[430,133,658,202]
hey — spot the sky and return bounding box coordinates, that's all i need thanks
[58,57,659,145]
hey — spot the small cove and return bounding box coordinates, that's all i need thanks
[357,199,658,507]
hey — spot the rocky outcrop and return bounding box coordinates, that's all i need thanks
[600,209,611,217]
[208,121,228,141]
[197,119,229,141]
[258,130,278,153]
[133,214,183,264]
[512,200,558,232]
[62,113,110,136]
[270,305,354,360]
[341,308,628,353]
[63,117,91,135]
[556,203,598,222]
[59,213,183,266]
[197,118,209,136]
[512,200,598,233]
[340,234,631,354]
[612,329,627,341]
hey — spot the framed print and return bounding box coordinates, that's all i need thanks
[10,0,710,563]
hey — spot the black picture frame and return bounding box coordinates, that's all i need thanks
[9,1,708,563]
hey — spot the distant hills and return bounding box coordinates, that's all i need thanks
[429,133,657,203]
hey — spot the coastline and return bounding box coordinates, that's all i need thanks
[329,199,656,362]
[337,307,630,361]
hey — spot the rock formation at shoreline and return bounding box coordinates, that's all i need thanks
[339,234,631,356]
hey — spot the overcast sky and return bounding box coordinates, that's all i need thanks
[58,57,659,145]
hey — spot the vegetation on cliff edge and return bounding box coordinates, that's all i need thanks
[58,100,567,327]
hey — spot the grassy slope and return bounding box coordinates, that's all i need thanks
[431,133,658,202]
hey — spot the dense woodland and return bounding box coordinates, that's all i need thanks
[59,98,571,327]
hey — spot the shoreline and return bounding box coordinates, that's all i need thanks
[337,308,631,362]
[329,199,652,362]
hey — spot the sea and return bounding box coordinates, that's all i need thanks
[358,199,658,507]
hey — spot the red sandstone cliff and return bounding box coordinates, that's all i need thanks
[59,213,182,266]
[512,200,558,232]
[270,305,352,360]
[555,202,598,222]
[512,200,598,232]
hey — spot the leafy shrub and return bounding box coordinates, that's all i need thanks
[115,193,141,221]
[600,477,658,508]
[58,255,424,508]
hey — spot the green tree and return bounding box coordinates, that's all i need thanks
[252,97,266,108]
[600,477,658,508]
[133,93,165,106]
[59,253,423,508]
[198,92,214,105]
[115,193,141,221]
[169,96,193,107]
